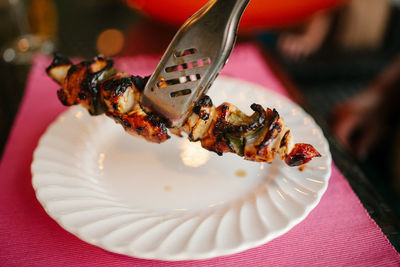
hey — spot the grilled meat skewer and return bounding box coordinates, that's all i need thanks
[47,55,321,166]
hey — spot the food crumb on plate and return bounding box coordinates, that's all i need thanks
[235,169,247,178]
[164,185,173,192]
[298,165,307,171]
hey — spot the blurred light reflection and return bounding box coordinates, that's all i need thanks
[180,140,210,167]
[96,28,125,56]
[17,38,30,52]
[98,153,105,170]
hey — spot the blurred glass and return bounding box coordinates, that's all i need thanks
[1,0,57,64]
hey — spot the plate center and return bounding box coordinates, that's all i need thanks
[96,128,268,212]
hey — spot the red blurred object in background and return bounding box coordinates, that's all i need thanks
[125,0,344,30]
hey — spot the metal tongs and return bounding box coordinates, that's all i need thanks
[142,0,250,128]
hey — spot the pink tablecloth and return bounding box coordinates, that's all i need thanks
[1,44,399,266]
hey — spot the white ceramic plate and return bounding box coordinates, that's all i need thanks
[32,76,331,261]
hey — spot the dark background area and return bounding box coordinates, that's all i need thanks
[267,7,400,215]
[0,0,136,156]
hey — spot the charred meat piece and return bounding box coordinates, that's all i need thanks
[107,109,169,143]
[285,143,321,166]
[177,95,215,142]
[46,53,72,84]
[48,56,169,143]
[101,73,170,143]
[51,56,115,115]
[47,55,321,166]
[100,73,139,114]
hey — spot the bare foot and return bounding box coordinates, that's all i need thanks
[330,89,384,158]
[278,11,332,61]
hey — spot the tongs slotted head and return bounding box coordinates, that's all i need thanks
[142,0,250,128]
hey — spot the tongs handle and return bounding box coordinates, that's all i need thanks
[142,0,250,128]
[188,0,251,78]
[187,0,251,62]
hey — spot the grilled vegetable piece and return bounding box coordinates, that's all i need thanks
[47,55,321,166]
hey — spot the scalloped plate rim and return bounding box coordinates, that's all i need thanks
[31,76,332,261]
